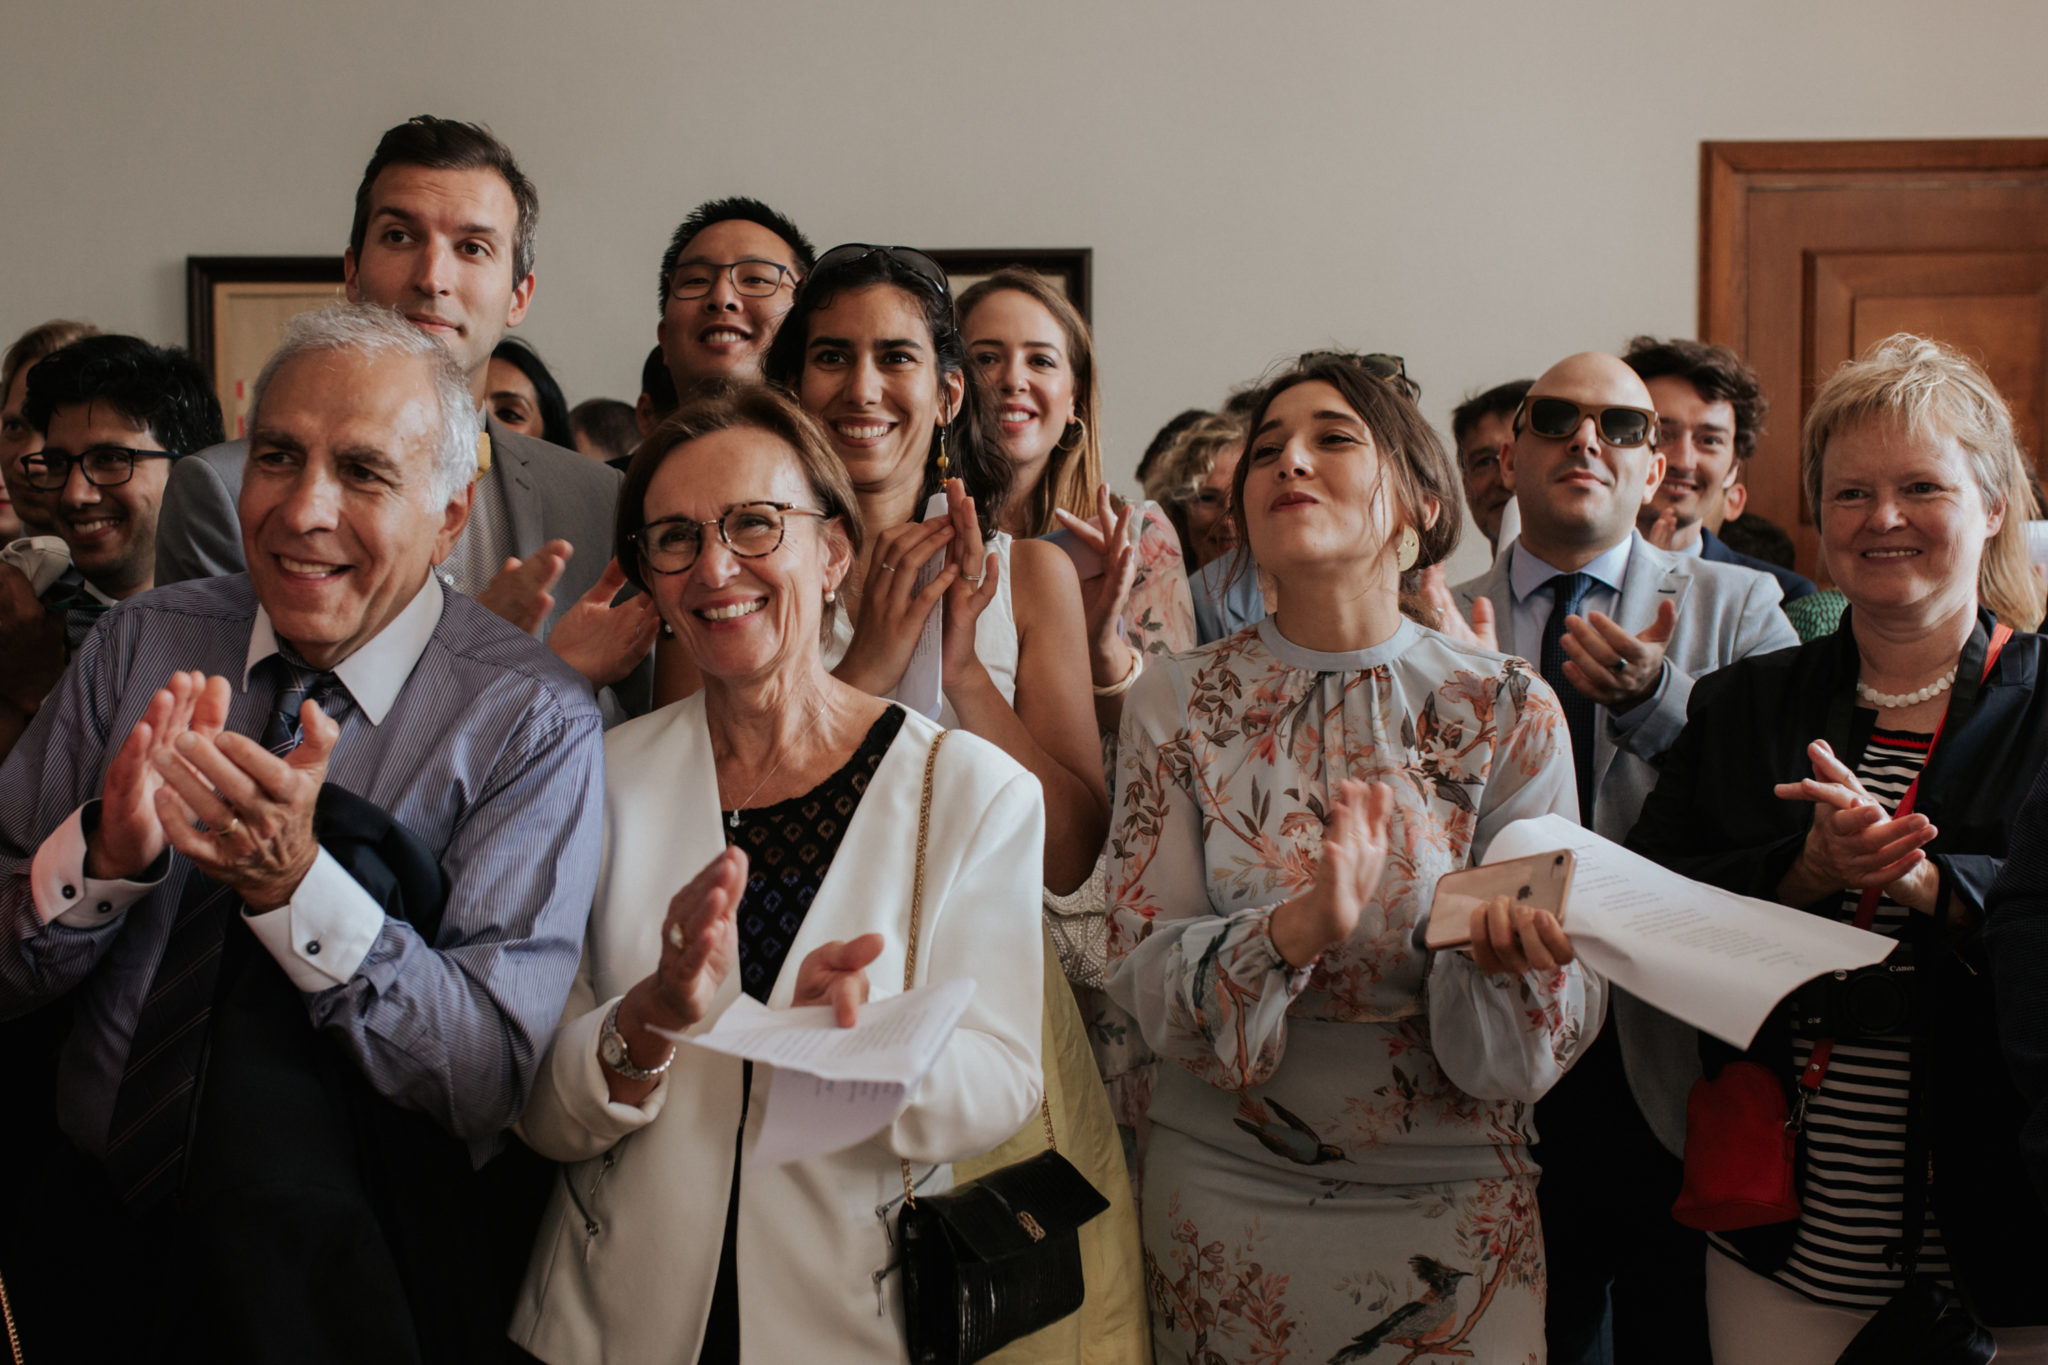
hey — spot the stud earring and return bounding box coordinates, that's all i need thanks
[1396,525,1421,571]
[825,587,837,605]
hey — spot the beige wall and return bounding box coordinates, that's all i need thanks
[7,0,2047,580]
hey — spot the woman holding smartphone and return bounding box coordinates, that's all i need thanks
[1105,353,1597,1364]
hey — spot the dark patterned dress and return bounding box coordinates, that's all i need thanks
[697,706,905,1364]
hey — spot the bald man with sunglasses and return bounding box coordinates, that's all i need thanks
[1453,351,1796,1365]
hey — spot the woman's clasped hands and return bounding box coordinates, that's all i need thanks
[1775,737,1942,914]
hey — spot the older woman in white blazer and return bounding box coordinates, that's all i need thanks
[512,387,1046,1365]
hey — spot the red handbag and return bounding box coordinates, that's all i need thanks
[1670,625,2011,1234]
[1671,1059,1799,1230]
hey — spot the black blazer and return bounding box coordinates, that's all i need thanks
[1626,608,2048,1325]
[180,785,548,1364]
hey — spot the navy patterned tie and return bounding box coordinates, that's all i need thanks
[102,653,348,1208]
[1538,572,1599,824]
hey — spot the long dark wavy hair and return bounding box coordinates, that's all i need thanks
[763,246,1008,536]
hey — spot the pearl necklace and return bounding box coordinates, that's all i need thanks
[1855,667,1957,709]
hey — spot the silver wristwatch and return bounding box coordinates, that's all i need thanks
[598,999,676,1082]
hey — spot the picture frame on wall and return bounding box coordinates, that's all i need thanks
[928,249,1091,323]
[186,256,345,439]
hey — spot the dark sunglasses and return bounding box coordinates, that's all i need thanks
[1520,396,1659,449]
[810,243,953,300]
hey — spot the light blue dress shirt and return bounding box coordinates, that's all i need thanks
[0,573,605,1158]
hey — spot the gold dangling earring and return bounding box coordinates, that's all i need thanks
[935,424,949,478]
[1396,525,1421,572]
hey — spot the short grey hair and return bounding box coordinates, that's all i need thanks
[248,303,480,504]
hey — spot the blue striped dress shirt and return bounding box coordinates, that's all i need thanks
[0,573,605,1160]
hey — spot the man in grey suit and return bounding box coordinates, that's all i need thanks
[1453,351,1797,1365]
[155,116,654,702]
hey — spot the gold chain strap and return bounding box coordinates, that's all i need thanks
[898,732,1057,1210]
[0,1263,22,1365]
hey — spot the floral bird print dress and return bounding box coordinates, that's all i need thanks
[1105,618,1601,1364]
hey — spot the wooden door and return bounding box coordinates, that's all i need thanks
[1700,140,2048,582]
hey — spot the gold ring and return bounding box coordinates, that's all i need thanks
[880,562,897,573]
[219,816,242,839]
[666,922,686,950]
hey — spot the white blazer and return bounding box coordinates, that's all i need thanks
[512,695,1046,1365]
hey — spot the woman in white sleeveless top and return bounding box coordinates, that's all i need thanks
[767,244,1149,1363]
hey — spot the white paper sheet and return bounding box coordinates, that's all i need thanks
[676,976,977,1166]
[890,491,951,720]
[1478,814,1897,1048]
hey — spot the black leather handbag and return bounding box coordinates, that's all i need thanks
[1833,1274,1993,1365]
[894,733,1110,1365]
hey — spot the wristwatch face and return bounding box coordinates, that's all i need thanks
[600,1028,629,1071]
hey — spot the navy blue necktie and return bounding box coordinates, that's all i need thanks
[102,653,348,1208]
[1538,572,1598,824]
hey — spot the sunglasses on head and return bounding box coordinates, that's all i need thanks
[809,243,953,300]
[1520,396,1659,449]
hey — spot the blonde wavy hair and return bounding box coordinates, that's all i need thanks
[1802,334,2044,631]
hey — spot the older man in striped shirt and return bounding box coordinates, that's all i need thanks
[0,303,603,1362]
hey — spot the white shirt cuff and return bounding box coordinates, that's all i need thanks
[31,803,166,929]
[241,847,385,991]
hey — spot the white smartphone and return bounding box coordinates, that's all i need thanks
[1418,849,1575,952]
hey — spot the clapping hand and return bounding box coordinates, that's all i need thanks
[1466,893,1575,977]
[1775,739,1941,912]
[1558,601,1678,711]
[1417,565,1497,652]
[151,686,338,912]
[793,933,887,1027]
[1272,780,1397,968]
[640,846,747,1033]
[938,478,1000,689]
[87,671,232,881]
[477,539,572,635]
[833,517,956,696]
[547,559,661,688]
[1052,483,1140,681]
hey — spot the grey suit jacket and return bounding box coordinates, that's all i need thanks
[1454,531,1800,1153]
[155,416,620,641]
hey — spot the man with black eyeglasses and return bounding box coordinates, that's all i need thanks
[1451,350,1798,1365]
[655,196,816,397]
[0,335,223,759]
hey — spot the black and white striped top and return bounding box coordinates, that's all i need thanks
[1774,728,1947,1309]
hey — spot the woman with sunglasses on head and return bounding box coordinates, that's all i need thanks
[1628,337,2048,1363]
[1105,353,1597,1363]
[513,388,1047,1365]
[764,245,1150,1361]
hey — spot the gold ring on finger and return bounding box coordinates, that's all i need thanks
[666,922,686,950]
[219,815,241,839]
[880,562,897,573]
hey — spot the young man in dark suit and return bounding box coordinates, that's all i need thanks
[1625,334,1818,606]
[154,117,654,706]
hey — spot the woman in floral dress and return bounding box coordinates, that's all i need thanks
[1105,354,1600,1364]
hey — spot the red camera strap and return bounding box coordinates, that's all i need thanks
[1798,624,2011,1098]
